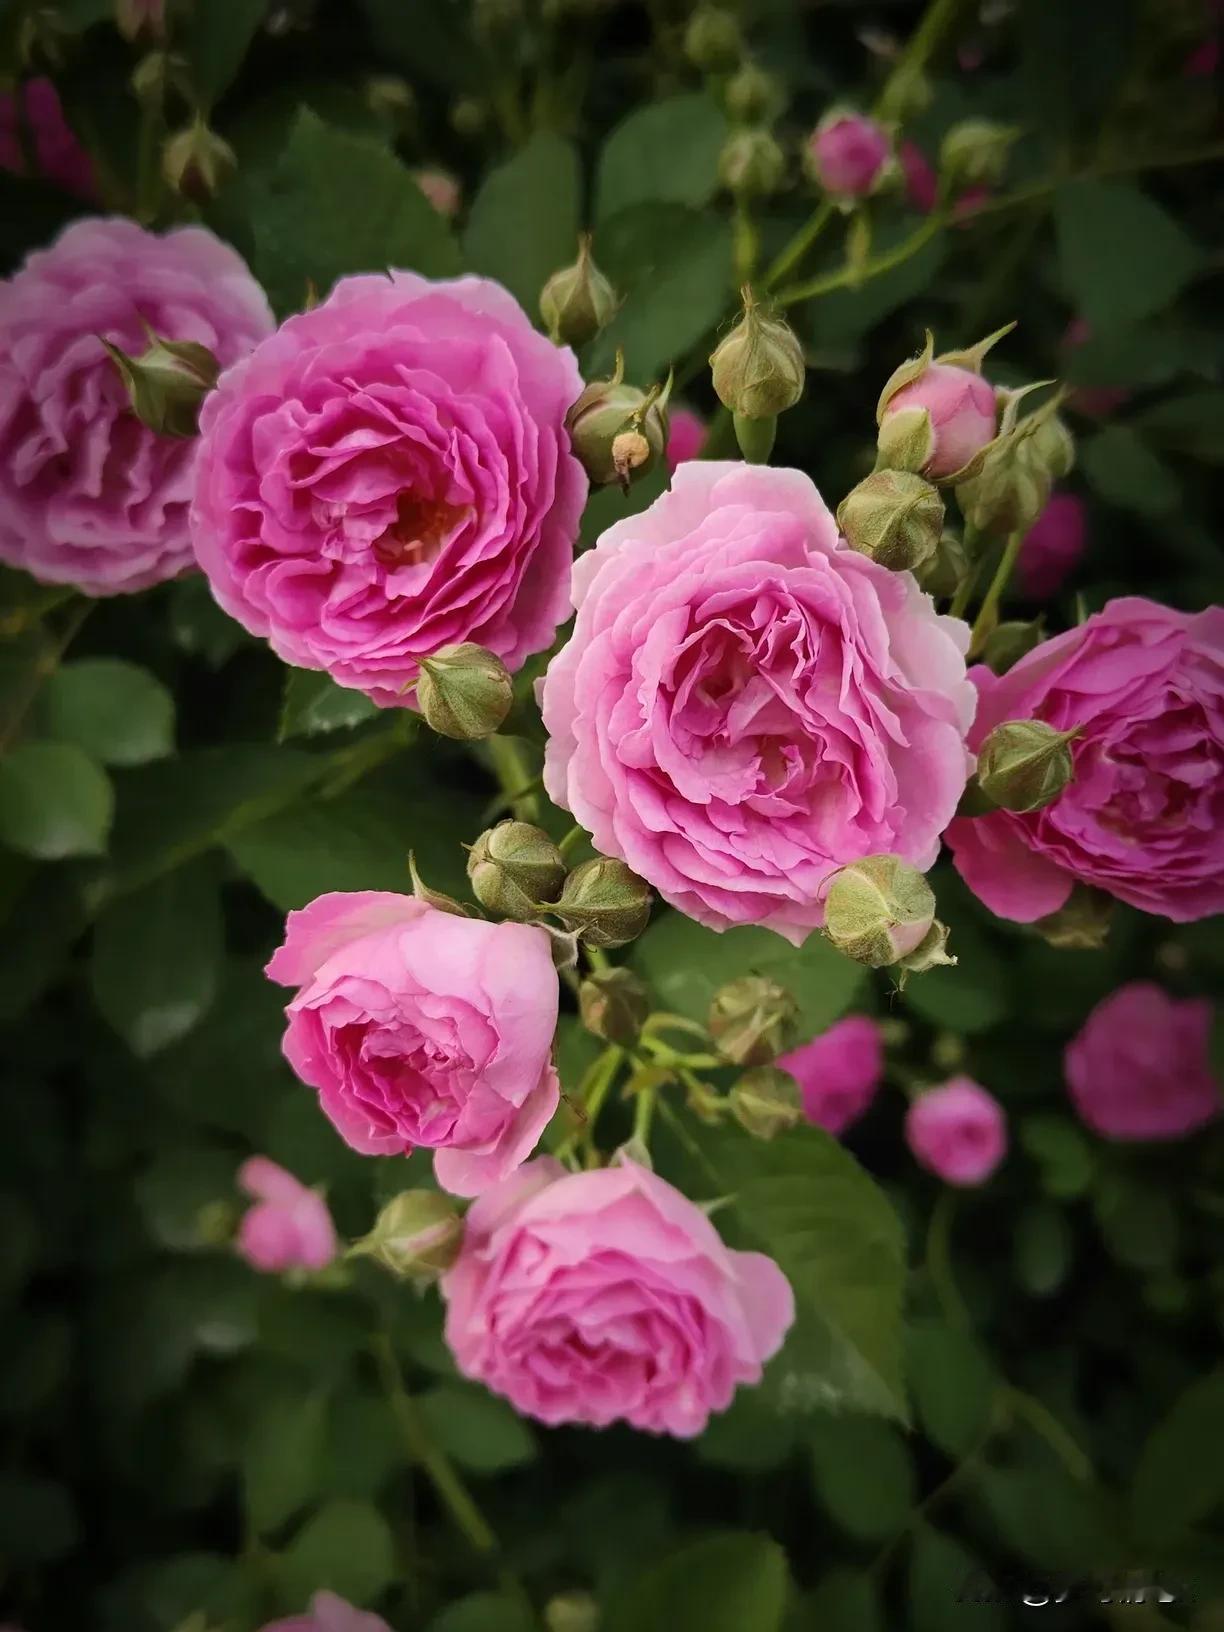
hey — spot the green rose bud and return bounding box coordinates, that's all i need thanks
[980,618,1045,674]
[722,62,784,124]
[450,95,490,137]
[729,1065,804,1139]
[975,719,1077,813]
[709,288,805,420]
[540,235,619,349]
[893,918,956,988]
[365,75,416,127]
[837,469,944,573]
[718,127,786,198]
[416,643,513,740]
[161,116,236,202]
[939,119,1019,189]
[708,975,798,1067]
[683,4,742,73]
[100,324,220,439]
[824,854,937,968]
[916,527,971,600]
[1033,884,1113,951]
[579,967,651,1046]
[554,857,652,948]
[545,1593,601,1632]
[467,820,567,919]
[565,354,670,489]
[349,1191,464,1287]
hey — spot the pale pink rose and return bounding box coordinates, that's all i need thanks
[266,893,560,1196]
[947,598,1224,924]
[905,1077,1006,1186]
[666,406,707,472]
[539,463,976,944]
[882,362,998,478]
[261,1591,391,1632]
[1017,492,1087,600]
[777,1014,883,1135]
[807,112,891,200]
[899,139,938,213]
[236,1156,337,1273]
[441,1157,794,1436]
[0,78,95,199]
[1062,317,1130,418]
[0,218,273,595]
[1065,982,1219,1142]
[192,273,587,706]
[411,166,461,218]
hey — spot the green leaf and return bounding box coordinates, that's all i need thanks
[464,132,581,313]
[249,108,462,315]
[1135,390,1224,465]
[357,0,477,90]
[596,94,728,222]
[1131,1371,1224,1545]
[279,670,379,739]
[417,1382,538,1473]
[278,1498,395,1608]
[134,1145,238,1251]
[244,1389,329,1536]
[39,658,174,766]
[319,1393,400,1501]
[1081,425,1181,517]
[685,1122,908,1421]
[910,1527,1005,1632]
[809,1414,916,1539]
[182,0,267,110]
[1019,1114,1097,1199]
[801,1569,883,1632]
[0,742,112,859]
[90,859,223,1056]
[607,1531,789,1632]
[429,1594,535,1632]
[806,214,946,349]
[587,204,733,382]
[1013,1202,1074,1297]
[0,1472,79,1565]
[901,915,1007,1035]
[1055,181,1202,333]
[696,1388,802,1471]
[1093,1173,1180,1272]
[170,578,253,667]
[906,1320,995,1457]
[977,1464,1121,1572]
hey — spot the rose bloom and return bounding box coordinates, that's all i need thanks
[905,1078,1007,1186]
[1065,982,1219,1141]
[882,362,998,479]
[0,218,272,595]
[807,112,891,200]
[192,272,586,706]
[442,1157,794,1436]
[540,462,975,943]
[0,78,95,199]
[412,166,461,218]
[266,892,560,1196]
[236,1156,337,1273]
[666,405,708,472]
[947,598,1224,924]
[777,1014,883,1135]
[1018,491,1087,600]
[899,139,938,213]
[262,1593,390,1632]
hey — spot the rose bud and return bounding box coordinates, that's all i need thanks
[161,116,236,201]
[467,820,566,920]
[956,397,1074,536]
[416,642,513,739]
[579,966,651,1046]
[710,288,804,464]
[939,119,1018,190]
[1033,884,1113,952]
[899,138,939,213]
[722,62,784,124]
[565,354,669,489]
[905,1078,1007,1186]
[877,330,1003,481]
[235,1157,337,1274]
[979,618,1045,675]
[1018,492,1086,600]
[718,127,786,198]
[1065,983,1220,1141]
[349,1190,464,1287]
[804,109,893,204]
[540,234,618,348]
[915,526,971,599]
[666,405,708,472]
[975,719,1077,813]
[893,918,956,986]
[554,857,651,948]
[101,325,220,439]
[837,469,944,573]
[823,854,936,968]
[366,75,416,128]
[729,1066,804,1139]
[683,4,742,73]
[777,1014,883,1136]
[709,975,799,1067]
[545,1593,600,1632]
[412,166,461,219]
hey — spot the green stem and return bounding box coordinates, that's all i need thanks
[1000,1385,1093,1483]
[558,824,585,859]
[631,1080,657,1147]
[968,530,1023,657]
[947,524,984,620]
[763,201,835,292]
[776,212,944,308]
[926,1189,971,1332]
[485,733,539,821]
[557,1044,623,1162]
[868,1399,1002,1579]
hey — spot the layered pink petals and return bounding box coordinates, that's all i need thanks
[1065,982,1219,1141]
[884,362,998,478]
[261,1591,391,1632]
[441,1158,794,1437]
[540,463,976,943]
[947,598,1224,923]
[808,114,891,200]
[191,272,587,706]
[266,893,560,1196]
[236,1157,337,1273]
[0,218,273,594]
[778,1014,883,1135]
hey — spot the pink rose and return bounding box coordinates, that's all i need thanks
[1065,982,1219,1142]
[441,1157,794,1436]
[236,1156,337,1273]
[540,462,975,943]
[266,892,560,1197]
[0,218,273,595]
[807,112,892,201]
[1062,317,1130,418]
[411,167,461,217]
[947,598,1224,924]
[882,362,998,479]
[1017,492,1087,600]
[777,1014,883,1135]
[192,273,587,707]
[261,1592,391,1632]
[899,139,938,213]
[0,78,95,199]
[666,405,708,472]
[905,1077,1007,1186]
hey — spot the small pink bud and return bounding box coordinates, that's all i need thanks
[899,139,938,214]
[905,1078,1007,1186]
[1018,492,1087,600]
[412,166,461,218]
[806,111,892,202]
[882,362,997,479]
[666,406,708,472]
[777,1015,883,1136]
[236,1157,337,1273]
[1061,318,1131,418]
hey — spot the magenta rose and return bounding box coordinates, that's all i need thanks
[266,892,560,1196]
[0,78,95,199]
[1065,982,1219,1141]
[882,362,998,479]
[899,139,938,213]
[905,1078,1007,1186]
[1018,492,1086,600]
[192,273,587,707]
[947,598,1224,924]
[807,112,891,201]
[441,1157,794,1436]
[540,463,975,943]
[261,1592,390,1632]
[666,405,708,472]
[236,1156,337,1274]
[777,1014,883,1135]
[0,218,273,595]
